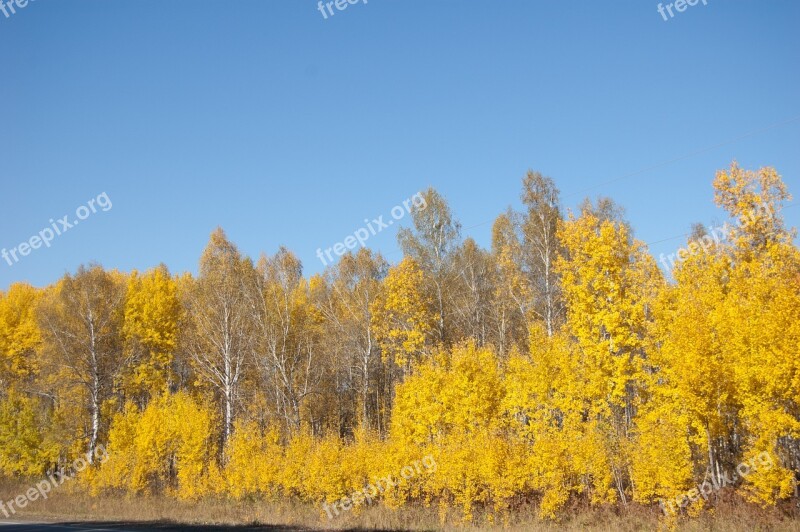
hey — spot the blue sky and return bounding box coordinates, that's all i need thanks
[1,0,799,288]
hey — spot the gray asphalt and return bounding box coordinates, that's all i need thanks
[0,521,409,532]
[0,522,310,531]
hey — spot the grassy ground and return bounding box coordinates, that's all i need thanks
[1,480,799,531]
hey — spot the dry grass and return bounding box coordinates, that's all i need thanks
[1,479,799,531]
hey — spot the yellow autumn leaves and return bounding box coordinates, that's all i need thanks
[0,163,798,524]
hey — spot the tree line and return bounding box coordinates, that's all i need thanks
[0,162,798,521]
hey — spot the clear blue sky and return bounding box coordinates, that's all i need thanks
[1,0,799,288]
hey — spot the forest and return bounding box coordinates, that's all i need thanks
[0,161,798,526]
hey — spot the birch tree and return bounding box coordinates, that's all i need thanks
[249,247,323,434]
[37,265,126,462]
[183,228,253,443]
[315,248,387,432]
[398,188,460,345]
[519,171,564,336]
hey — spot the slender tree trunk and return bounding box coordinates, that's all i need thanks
[224,383,233,442]
[89,381,100,464]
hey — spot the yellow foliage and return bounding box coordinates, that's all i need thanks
[392,342,503,447]
[0,283,41,386]
[95,392,220,499]
[4,163,800,525]
[371,257,437,375]
[122,266,181,400]
[224,420,283,499]
[0,392,58,476]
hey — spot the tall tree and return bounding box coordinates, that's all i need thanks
[0,283,41,392]
[371,257,437,382]
[249,247,324,435]
[449,238,495,346]
[646,236,732,504]
[490,211,529,355]
[121,264,182,406]
[712,163,800,504]
[398,187,461,345]
[556,199,663,504]
[315,248,387,433]
[183,229,253,443]
[519,171,564,336]
[37,265,127,462]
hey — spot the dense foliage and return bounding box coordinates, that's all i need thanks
[1,162,798,523]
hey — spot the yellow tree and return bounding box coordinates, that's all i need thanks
[0,283,41,391]
[556,199,663,505]
[182,228,255,443]
[0,283,56,477]
[391,342,505,521]
[96,391,221,499]
[502,326,597,518]
[642,236,730,509]
[122,264,182,405]
[0,392,59,476]
[248,247,324,434]
[371,257,437,378]
[37,265,127,462]
[713,163,800,504]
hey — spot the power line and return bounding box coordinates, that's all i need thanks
[371,114,800,263]
[460,114,800,239]
[646,200,800,248]
[563,114,800,199]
